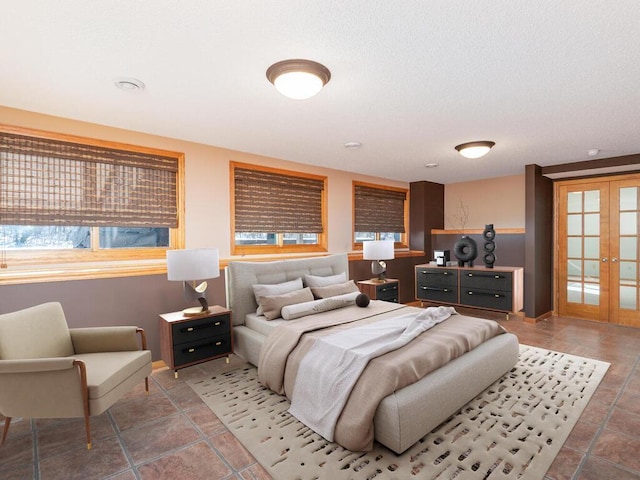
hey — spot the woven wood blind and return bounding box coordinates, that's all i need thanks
[234,167,324,233]
[0,132,178,227]
[354,184,406,232]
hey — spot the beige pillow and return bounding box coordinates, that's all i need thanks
[253,278,303,315]
[260,287,314,320]
[310,280,359,299]
[304,272,347,288]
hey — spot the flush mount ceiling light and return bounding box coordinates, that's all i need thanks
[266,59,331,100]
[455,141,495,159]
[113,77,145,92]
[344,141,362,150]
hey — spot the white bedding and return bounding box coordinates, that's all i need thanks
[244,313,285,337]
[289,306,457,441]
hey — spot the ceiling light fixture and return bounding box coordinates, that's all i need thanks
[344,141,362,150]
[113,77,145,92]
[266,59,331,100]
[455,141,495,159]
[424,163,439,168]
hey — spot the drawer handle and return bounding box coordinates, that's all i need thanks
[215,341,222,346]
[467,273,505,279]
[468,291,504,298]
[422,286,450,292]
[187,327,194,332]
[188,348,195,353]
[214,321,221,326]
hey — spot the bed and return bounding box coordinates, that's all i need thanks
[227,253,519,454]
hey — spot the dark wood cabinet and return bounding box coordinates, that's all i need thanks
[415,265,523,313]
[357,279,399,303]
[159,306,233,377]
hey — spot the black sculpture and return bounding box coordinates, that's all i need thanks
[453,236,478,267]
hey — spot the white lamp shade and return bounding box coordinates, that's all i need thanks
[363,240,395,260]
[167,248,220,281]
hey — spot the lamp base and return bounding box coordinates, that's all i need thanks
[182,306,209,316]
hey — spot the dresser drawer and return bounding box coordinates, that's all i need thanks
[416,284,458,303]
[171,314,231,345]
[460,287,513,311]
[172,334,232,366]
[416,268,458,287]
[376,282,398,302]
[460,270,513,291]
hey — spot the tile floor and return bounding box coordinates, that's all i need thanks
[1,313,639,480]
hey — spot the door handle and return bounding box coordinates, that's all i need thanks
[601,257,608,262]
[611,258,618,263]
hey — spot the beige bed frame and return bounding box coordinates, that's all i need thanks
[227,253,519,454]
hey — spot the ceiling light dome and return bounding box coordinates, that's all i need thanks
[266,59,331,100]
[455,141,495,159]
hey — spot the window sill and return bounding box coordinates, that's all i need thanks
[0,260,168,285]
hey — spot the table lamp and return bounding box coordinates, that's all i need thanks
[167,248,220,315]
[363,240,394,282]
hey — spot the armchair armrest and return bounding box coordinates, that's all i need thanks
[0,357,77,374]
[70,326,145,353]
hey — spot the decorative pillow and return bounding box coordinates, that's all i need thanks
[310,280,359,299]
[253,278,303,315]
[260,287,314,320]
[304,272,347,288]
[281,291,359,320]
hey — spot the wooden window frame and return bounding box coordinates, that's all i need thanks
[352,181,409,251]
[0,124,185,285]
[230,161,328,256]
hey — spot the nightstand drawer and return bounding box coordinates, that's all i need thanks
[173,334,231,366]
[376,283,398,302]
[171,314,230,345]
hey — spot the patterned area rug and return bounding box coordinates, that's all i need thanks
[187,346,609,480]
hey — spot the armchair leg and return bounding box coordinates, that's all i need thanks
[73,360,92,449]
[145,377,150,395]
[1,417,11,446]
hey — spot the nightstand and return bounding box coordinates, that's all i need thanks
[357,279,399,303]
[159,305,233,378]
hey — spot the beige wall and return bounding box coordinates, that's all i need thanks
[0,107,408,258]
[444,175,526,230]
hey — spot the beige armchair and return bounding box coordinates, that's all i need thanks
[0,302,152,449]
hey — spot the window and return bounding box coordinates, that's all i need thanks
[0,125,184,281]
[353,181,408,248]
[231,162,327,255]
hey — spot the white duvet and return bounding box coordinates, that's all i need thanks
[288,305,457,441]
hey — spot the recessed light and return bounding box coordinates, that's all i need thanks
[344,142,362,150]
[114,77,145,92]
[424,163,439,168]
[587,149,600,157]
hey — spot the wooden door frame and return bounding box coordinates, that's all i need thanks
[554,172,640,324]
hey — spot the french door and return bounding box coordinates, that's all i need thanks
[556,174,640,327]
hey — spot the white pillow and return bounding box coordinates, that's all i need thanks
[304,272,347,288]
[253,278,303,315]
[281,291,359,320]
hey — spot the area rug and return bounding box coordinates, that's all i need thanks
[187,345,609,480]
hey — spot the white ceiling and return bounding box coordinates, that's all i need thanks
[2,1,639,184]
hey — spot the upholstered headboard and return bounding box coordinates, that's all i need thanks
[226,254,350,326]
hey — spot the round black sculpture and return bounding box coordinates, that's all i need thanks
[356,293,370,307]
[453,236,478,267]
